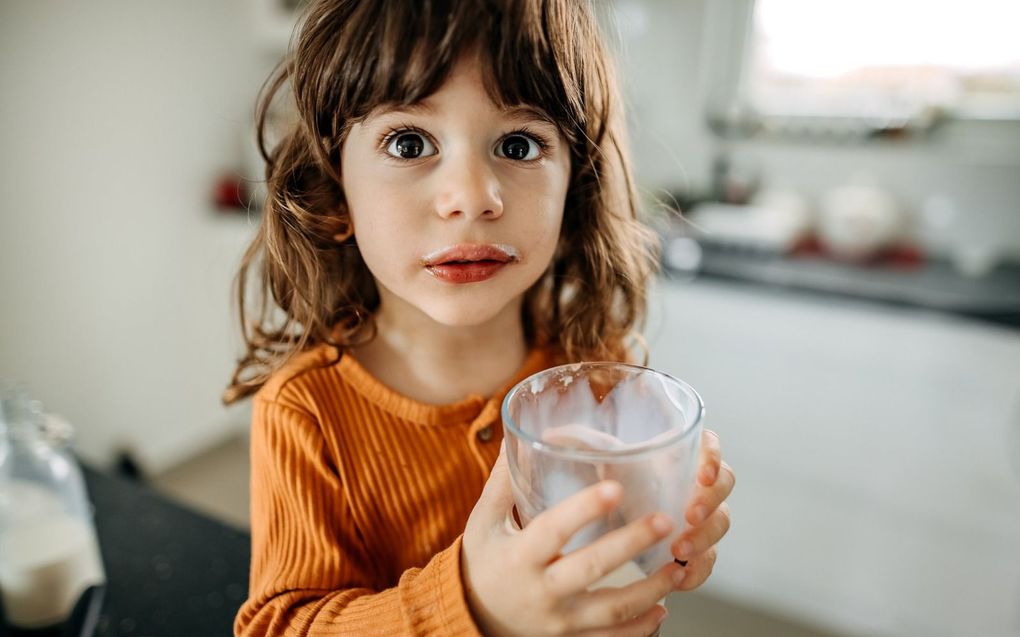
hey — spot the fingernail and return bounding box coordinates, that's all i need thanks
[658,606,670,624]
[701,465,717,483]
[692,505,708,523]
[671,567,687,586]
[651,513,673,535]
[677,540,694,557]
[598,481,621,501]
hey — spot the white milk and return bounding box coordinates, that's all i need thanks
[0,513,105,628]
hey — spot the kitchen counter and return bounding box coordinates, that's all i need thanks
[648,277,1020,637]
[0,466,250,637]
[662,237,1020,329]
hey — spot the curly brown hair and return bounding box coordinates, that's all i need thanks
[224,0,660,404]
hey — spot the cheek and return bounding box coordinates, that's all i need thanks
[519,172,567,243]
[351,212,407,280]
[341,137,411,225]
[345,177,417,250]
[508,158,569,211]
[535,214,563,266]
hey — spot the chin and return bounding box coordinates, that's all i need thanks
[408,283,530,328]
[422,303,506,328]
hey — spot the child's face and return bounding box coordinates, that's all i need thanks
[341,56,571,330]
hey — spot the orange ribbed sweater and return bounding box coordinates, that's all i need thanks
[234,343,554,637]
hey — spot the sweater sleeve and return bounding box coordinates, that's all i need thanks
[234,398,483,637]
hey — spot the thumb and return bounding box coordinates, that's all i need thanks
[476,442,516,526]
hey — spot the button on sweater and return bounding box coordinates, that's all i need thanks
[234,343,554,637]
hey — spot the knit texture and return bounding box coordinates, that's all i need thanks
[234,344,554,636]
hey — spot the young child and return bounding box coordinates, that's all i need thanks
[225,1,735,635]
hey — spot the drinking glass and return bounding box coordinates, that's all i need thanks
[502,362,704,584]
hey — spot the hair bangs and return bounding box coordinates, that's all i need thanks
[478,0,589,140]
[295,0,588,155]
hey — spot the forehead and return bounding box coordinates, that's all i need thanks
[362,56,557,126]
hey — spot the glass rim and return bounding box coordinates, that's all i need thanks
[500,362,705,461]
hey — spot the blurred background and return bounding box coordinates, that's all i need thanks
[1,1,1018,636]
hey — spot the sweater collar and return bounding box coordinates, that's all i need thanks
[335,346,556,427]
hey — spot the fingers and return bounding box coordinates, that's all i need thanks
[669,430,731,595]
[524,480,623,564]
[473,443,516,528]
[684,459,735,527]
[575,604,669,637]
[672,545,718,592]
[697,429,722,486]
[674,502,730,561]
[543,512,674,596]
[569,561,683,631]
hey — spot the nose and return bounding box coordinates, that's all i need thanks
[433,155,504,221]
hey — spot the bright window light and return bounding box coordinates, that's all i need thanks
[746,0,1020,119]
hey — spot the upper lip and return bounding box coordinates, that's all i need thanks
[421,243,520,266]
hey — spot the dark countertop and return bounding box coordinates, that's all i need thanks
[0,466,250,637]
[661,237,1020,329]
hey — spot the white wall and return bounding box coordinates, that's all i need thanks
[0,1,278,472]
[601,0,714,192]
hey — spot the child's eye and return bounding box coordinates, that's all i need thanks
[385,132,437,159]
[497,133,544,161]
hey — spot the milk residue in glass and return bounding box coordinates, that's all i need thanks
[512,368,699,573]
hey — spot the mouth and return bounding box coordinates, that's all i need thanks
[421,243,520,284]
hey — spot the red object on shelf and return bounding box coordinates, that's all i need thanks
[213,174,248,211]
[790,234,826,257]
[789,233,925,269]
[882,243,925,269]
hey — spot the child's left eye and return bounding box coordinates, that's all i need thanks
[497,134,542,161]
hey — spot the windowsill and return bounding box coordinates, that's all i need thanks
[707,108,1020,160]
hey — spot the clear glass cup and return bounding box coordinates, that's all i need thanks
[502,362,704,585]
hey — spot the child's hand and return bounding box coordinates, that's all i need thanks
[670,429,735,590]
[462,447,683,637]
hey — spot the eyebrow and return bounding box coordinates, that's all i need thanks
[368,102,555,126]
[378,102,434,117]
[501,105,556,126]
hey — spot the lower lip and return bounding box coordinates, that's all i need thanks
[426,260,508,283]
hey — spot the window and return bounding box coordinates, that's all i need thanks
[744,0,1020,121]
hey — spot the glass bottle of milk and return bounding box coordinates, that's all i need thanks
[0,386,106,634]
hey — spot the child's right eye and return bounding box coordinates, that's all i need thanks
[384,132,437,160]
